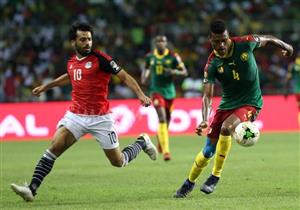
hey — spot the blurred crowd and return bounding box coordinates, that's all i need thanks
[1,0,299,102]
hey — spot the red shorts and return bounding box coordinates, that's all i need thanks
[296,93,300,102]
[151,93,174,112]
[208,105,259,139]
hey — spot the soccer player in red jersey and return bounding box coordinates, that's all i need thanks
[174,20,293,198]
[11,22,158,202]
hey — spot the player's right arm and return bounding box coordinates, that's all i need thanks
[32,73,70,96]
[196,54,215,136]
[141,55,151,85]
[196,83,214,136]
[141,68,150,85]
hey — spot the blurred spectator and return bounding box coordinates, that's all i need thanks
[181,69,203,98]
[0,0,299,102]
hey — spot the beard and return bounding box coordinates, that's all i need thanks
[75,45,92,57]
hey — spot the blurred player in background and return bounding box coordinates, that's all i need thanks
[11,22,158,202]
[174,19,293,198]
[141,35,188,161]
[285,52,300,124]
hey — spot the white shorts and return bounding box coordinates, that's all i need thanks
[57,111,119,149]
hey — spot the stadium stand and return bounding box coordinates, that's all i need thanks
[1,0,299,102]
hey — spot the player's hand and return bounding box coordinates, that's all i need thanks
[139,95,152,107]
[195,121,210,136]
[281,44,293,57]
[32,85,46,97]
[164,68,173,76]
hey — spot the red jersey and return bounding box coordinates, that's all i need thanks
[67,50,121,115]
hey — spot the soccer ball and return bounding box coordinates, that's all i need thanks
[233,121,260,147]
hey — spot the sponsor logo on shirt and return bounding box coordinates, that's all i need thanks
[228,60,236,66]
[85,61,92,69]
[241,52,249,62]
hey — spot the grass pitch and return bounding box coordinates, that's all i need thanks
[1,132,299,210]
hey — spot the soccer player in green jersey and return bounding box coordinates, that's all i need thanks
[141,35,187,161]
[174,20,293,198]
[285,52,300,124]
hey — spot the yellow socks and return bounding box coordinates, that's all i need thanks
[212,135,232,177]
[187,135,231,182]
[188,152,210,182]
[158,122,170,154]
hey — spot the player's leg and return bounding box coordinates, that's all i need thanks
[163,99,174,160]
[174,111,226,198]
[174,137,217,198]
[201,106,258,194]
[102,133,157,167]
[152,93,170,160]
[155,106,171,160]
[200,114,238,194]
[11,111,85,201]
[90,114,157,167]
[11,127,78,201]
[212,106,258,177]
[165,102,173,126]
[189,137,217,182]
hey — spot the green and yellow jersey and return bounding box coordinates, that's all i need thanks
[289,58,300,93]
[145,48,184,99]
[204,35,263,110]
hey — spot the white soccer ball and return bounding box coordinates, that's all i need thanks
[233,121,260,147]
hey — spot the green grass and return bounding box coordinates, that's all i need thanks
[1,133,299,210]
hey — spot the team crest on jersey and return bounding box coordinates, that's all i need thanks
[241,52,249,62]
[85,61,92,69]
[217,66,224,73]
[165,59,172,65]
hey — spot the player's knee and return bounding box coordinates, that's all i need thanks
[220,125,231,136]
[110,159,123,168]
[157,112,167,123]
[202,138,216,158]
[202,145,216,158]
[158,118,167,123]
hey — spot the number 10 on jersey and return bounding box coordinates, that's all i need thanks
[73,69,82,80]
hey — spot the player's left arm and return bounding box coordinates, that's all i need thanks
[165,53,188,76]
[96,51,151,107]
[116,69,151,107]
[254,35,293,57]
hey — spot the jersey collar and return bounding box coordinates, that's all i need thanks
[153,48,169,59]
[76,55,88,61]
